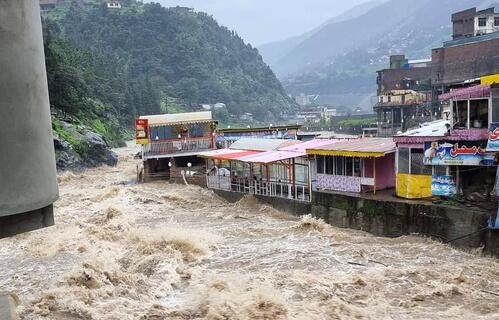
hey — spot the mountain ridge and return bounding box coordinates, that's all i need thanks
[261,0,498,109]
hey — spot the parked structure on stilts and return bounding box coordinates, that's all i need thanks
[135,111,217,181]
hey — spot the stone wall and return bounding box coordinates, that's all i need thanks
[208,187,499,256]
[213,190,311,216]
[311,191,497,254]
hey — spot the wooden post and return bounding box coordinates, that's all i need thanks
[489,96,493,127]
[373,157,377,195]
[308,157,312,202]
[467,99,471,129]
[292,158,296,200]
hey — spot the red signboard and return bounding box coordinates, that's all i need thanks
[135,119,149,144]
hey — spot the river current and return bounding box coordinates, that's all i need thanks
[1,145,498,319]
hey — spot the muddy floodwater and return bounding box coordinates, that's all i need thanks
[1,145,499,320]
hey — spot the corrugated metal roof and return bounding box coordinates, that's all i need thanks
[238,151,299,164]
[396,120,450,137]
[279,139,340,152]
[438,85,491,101]
[198,149,240,158]
[199,149,261,160]
[140,111,213,126]
[236,140,340,164]
[229,138,299,151]
[307,138,395,158]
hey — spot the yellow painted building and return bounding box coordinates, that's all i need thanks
[481,73,499,85]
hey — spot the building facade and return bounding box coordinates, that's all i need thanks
[136,111,217,180]
[375,55,434,137]
[452,7,499,40]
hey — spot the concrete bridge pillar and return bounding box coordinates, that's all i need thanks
[0,0,58,237]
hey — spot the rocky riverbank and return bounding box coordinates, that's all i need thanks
[52,120,118,170]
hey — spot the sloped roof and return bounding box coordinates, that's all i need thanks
[198,149,261,160]
[396,120,450,137]
[238,151,301,164]
[279,139,340,152]
[438,85,491,101]
[229,138,299,151]
[307,138,395,158]
[140,111,213,126]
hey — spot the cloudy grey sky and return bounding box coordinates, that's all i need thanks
[152,0,372,46]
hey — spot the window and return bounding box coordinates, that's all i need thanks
[334,157,344,175]
[411,149,432,175]
[317,156,325,174]
[495,17,499,27]
[326,157,334,175]
[353,158,362,177]
[398,148,410,174]
[478,17,487,27]
[345,157,353,176]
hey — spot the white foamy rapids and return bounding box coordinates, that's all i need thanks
[0,144,498,319]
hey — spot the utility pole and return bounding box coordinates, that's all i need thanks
[0,1,59,238]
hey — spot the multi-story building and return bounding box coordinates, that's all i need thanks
[375,7,499,138]
[374,55,433,137]
[431,27,499,87]
[136,111,217,180]
[452,7,499,40]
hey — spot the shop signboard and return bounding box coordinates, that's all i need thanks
[135,119,149,145]
[423,141,497,166]
[487,122,499,151]
[431,174,457,196]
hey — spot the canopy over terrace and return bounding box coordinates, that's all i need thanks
[202,139,336,202]
[238,139,338,164]
[307,138,395,158]
[307,138,396,194]
[438,84,492,132]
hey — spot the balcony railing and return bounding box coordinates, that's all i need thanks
[206,175,310,202]
[143,137,213,157]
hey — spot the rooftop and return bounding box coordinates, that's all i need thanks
[438,84,491,101]
[139,111,214,126]
[306,138,396,158]
[229,138,299,152]
[395,120,450,137]
[218,124,301,133]
[444,30,499,48]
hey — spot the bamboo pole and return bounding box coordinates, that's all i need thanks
[373,157,377,195]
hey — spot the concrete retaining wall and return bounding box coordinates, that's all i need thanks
[208,188,499,256]
[311,191,497,255]
[213,190,311,216]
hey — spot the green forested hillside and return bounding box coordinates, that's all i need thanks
[43,0,294,139]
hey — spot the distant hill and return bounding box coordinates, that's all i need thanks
[259,0,499,109]
[258,0,386,68]
[44,0,294,125]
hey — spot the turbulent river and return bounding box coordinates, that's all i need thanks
[1,145,499,319]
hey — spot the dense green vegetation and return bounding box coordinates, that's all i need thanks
[43,0,294,145]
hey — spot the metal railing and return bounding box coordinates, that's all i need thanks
[206,175,310,202]
[144,137,212,157]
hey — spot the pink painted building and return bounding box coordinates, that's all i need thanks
[307,138,396,194]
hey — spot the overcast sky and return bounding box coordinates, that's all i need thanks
[151,0,372,46]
